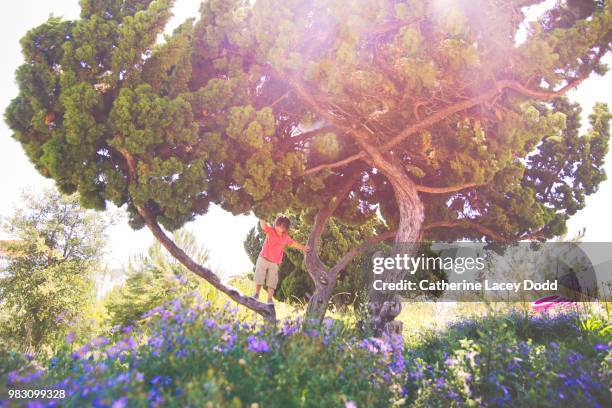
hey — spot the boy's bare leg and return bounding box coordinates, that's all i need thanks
[254,284,262,298]
[267,287,275,303]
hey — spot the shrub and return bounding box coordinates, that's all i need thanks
[407,309,612,407]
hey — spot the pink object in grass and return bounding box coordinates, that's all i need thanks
[531,295,577,313]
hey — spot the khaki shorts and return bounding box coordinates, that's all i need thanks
[254,255,280,290]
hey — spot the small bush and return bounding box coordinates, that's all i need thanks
[406,310,611,407]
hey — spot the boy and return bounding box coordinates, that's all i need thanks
[252,215,310,304]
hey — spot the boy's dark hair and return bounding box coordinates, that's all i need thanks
[274,215,291,230]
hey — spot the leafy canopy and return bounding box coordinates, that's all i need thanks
[4,0,611,243]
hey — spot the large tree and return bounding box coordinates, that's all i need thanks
[5,0,611,331]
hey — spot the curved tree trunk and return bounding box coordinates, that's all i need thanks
[301,140,425,333]
[303,232,332,322]
[367,164,424,336]
[346,132,425,337]
[304,264,337,323]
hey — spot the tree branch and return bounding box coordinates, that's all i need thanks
[285,125,334,146]
[424,220,552,242]
[424,220,506,242]
[304,65,603,176]
[285,73,355,134]
[305,171,363,276]
[116,147,276,323]
[305,153,365,175]
[415,182,482,194]
[310,163,546,197]
[330,229,397,274]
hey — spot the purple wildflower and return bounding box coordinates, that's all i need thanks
[111,396,128,408]
[246,335,269,353]
[7,371,19,385]
[65,331,75,345]
[91,336,109,347]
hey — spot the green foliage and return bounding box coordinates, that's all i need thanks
[311,132,341,159]
[6,0,609,243]
[0,189,110,356]
[408,309,611,407]
[523,100,611,228]
[105,229,210,328]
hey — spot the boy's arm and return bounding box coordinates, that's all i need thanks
[289,241,311,253]
[259,219,271,231]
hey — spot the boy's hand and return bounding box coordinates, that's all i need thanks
[259,219,270,231]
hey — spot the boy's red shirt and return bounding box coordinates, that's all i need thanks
[260,224,295,264]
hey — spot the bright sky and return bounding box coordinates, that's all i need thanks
[1,1,611,277]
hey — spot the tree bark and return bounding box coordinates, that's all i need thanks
[303,174,358,323]
[367,158,424,337]
[305,228,397,323]
[304,269,336,323]
[344,129,425,337]
[334,126,425,336]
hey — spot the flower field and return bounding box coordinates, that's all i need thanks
[2,291,610,407]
